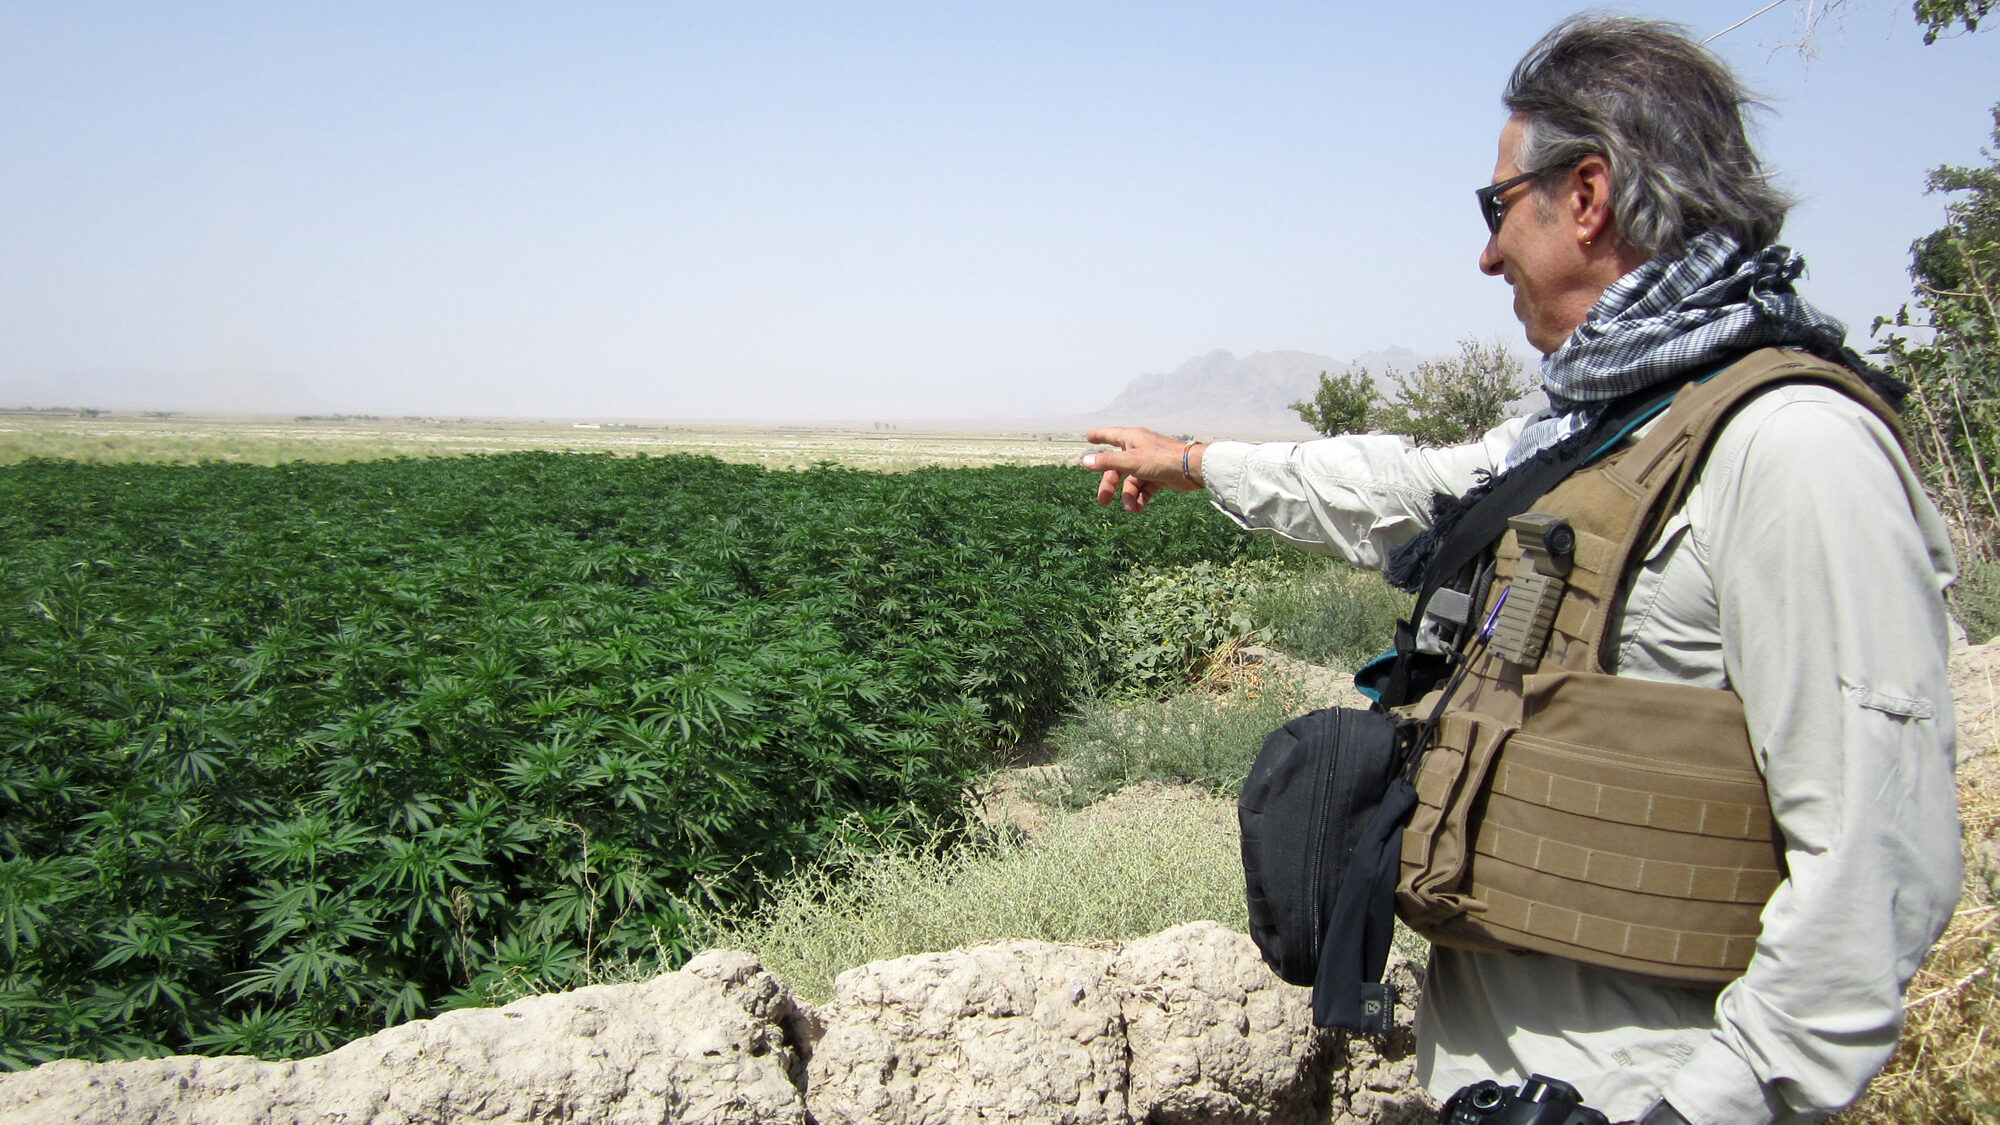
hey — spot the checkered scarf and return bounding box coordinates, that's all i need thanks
[1382,230,1890,593]
[1499,229,1851,471]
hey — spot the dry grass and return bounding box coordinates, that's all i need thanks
[0,411,1091,470]
[688,790,1248,1005]
[1836,824,1998,1121]
[1044,656,1312,807]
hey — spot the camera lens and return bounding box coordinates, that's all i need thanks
[1471,1083,1504,1110]
[1546,523,1576,557]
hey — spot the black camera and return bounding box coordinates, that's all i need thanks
[1440,1074,1611,1125]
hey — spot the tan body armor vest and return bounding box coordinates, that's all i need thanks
[1392,349,1903,984]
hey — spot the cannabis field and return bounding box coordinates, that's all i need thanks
[0,452,1265,1066]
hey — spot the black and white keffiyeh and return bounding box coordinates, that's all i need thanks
[1500,229,1852,471]
[1383,229,1891,592]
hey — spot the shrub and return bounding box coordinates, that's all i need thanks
[1064,550,1407,802]
[1291,368,1380,437]
[1954,559,2000,645]
[1373,336,1533,447]
[1876,103,2000,569]
[1092,557,1285,698]
[1243,554,1411,673]
[1046,678,1309,805]
[690,793,1249,1004]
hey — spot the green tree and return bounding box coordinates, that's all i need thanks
[1290,368,1380,437]
[1374,336,1533,447]
[1876,103,2000,564]
[1914,0,1993,42]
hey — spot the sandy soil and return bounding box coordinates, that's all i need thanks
[1950,637,2000,881]
[0,411,1097,471]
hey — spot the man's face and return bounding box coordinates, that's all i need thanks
[1478,115,1595,356]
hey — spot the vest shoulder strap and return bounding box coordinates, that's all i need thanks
[1574,347,1901,670]
[1612,348,1901,523]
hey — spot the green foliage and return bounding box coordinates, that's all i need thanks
[1243,553,1412,673]
[1876,104,2000,568]
[1376,336,1533,447]
[0,452,1260,1064]
[1047,680,1309,805]
[1290,339,1532,446]
[1290,368,1380,437]
[1093,558,1285,698]
[1914,0,1993,43]
[1953,560,2000,644]
[1064,550,1406,799]
[691,793,1250,1004]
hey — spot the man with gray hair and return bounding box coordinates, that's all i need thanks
[1084,15,1959,1125]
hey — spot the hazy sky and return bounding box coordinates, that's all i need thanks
[1,2,1993,420]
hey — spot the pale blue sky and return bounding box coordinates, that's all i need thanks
[1,2,1993,419]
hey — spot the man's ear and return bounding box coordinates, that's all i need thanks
[1569,153,1616,245]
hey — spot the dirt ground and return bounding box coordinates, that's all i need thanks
[1947,637,2000,897]
[0,410,1097,471]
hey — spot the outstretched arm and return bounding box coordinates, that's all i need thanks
[1083,418,1523,572]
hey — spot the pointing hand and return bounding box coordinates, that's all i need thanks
[1081,427,1205,514]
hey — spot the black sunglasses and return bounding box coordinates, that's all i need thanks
[1475,162,1579,235]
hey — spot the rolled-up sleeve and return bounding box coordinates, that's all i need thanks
[1201,419,1526,571]
[1658,388,1962,1123]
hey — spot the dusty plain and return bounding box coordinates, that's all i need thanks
[0,410,1098,472]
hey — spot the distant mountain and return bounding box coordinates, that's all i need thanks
[1082,347,1430,439]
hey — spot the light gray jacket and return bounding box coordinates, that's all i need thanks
[1201,381,1961,1124]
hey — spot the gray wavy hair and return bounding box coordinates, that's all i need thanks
[1505,15,1792,259]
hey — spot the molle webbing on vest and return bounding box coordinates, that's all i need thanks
[1394,350,1901,984]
